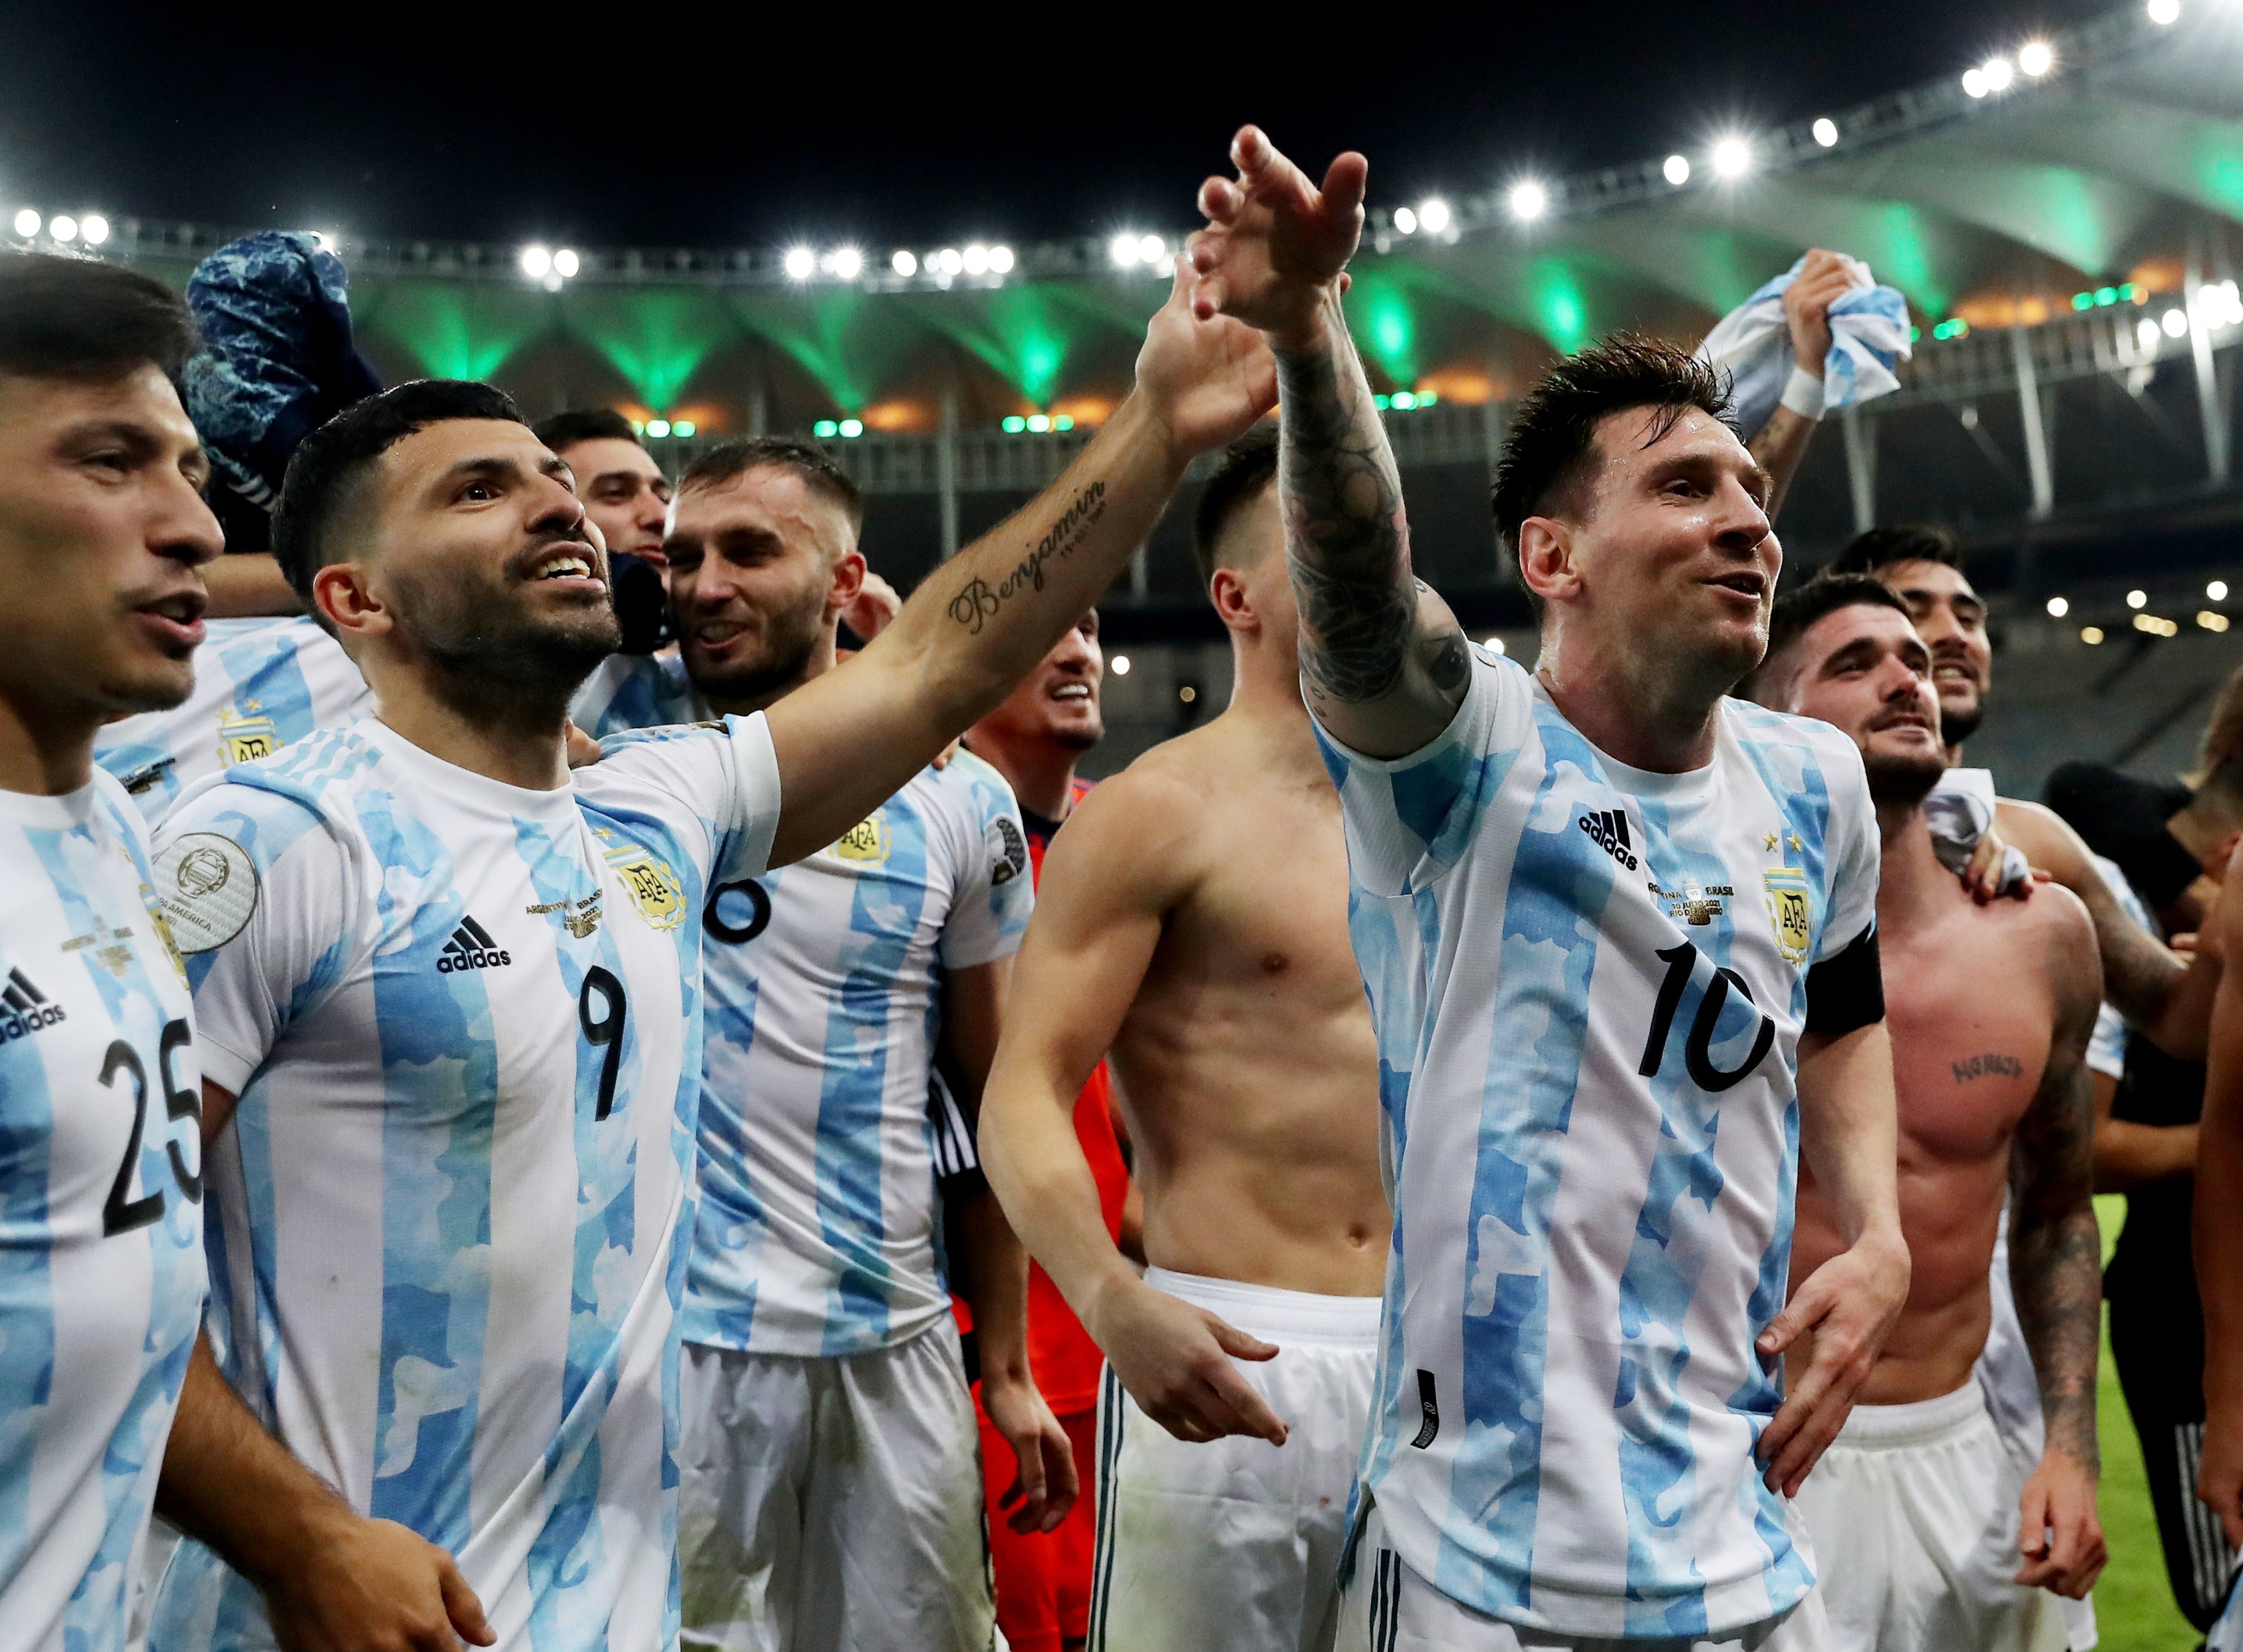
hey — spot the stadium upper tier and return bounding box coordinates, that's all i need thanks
[9,1,2239,446]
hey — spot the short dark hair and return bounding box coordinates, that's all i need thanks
[1826,523,1964,579]
[1491,334,1733,564]
[1754,572,1915,695]
[678,435,862,530]
[0,251,196,384]
[532,407,644,455]
[1191,425,1280,590]
[273,379,526,607]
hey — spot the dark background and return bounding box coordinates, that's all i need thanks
[2,2,2117,249]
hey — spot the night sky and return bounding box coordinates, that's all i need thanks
[4,1,2117,251]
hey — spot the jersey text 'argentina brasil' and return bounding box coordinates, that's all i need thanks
[142,713,779,1652]
[576,654,1034,1358]
[1317,647,1878,1640]
[0,776,206,1651]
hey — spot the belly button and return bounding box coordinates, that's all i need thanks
[1347,1225,1370,1248]
[1262,952,1288,974]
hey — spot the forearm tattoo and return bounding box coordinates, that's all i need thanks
[1274,324,1416,708]
[2010,1046,2103,1469]
[946,480,1109,636]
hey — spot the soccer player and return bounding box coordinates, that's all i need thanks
[1752,576,2106,1649]
[571,435,1070,1652]
[142,265,1276,1652]
[981,426,1387,1651]
[959,613,1132,1652]
[531,409,671,569]
[0,251,223,1646]
[1191,128,1909,1649]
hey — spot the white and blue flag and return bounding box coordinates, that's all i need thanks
[142,710,780,1652]
[0,774,206,1651]
[1318,648,1879,1640]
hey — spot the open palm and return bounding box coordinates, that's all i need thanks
[1134,263,1278,457]
[1187,126,1366,342]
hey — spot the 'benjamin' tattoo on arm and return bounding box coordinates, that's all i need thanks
[946,481,1109,635]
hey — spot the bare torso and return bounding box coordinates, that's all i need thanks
[1790,848,2067,1405]
[1107,710,1388,1297]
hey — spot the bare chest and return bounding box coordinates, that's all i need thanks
[1884,922,2054,1165]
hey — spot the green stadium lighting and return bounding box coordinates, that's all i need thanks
[1373,393,1391,411]
[1054,414,1075,431]
[2094,286,2118,306]
[1027,414,1051,432]
[813,419,839,438]
[1391,391,1418,410]
[838,419,864,438]
[2072,292,2095,311]
[673,420,696,438]
[1002,415,1026,433]
[646,419,671,438]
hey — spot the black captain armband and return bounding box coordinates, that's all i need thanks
[1803,923,1884,1038]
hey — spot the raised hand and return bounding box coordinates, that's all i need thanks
[1782,249,1859,377]
[1187,126,1367,347]
[1133,259,1278,461]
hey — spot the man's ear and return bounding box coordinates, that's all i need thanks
[825,548,867,617]
[1209,565,1256,635]
[312,562,388,643]
[1517,516,1579,607]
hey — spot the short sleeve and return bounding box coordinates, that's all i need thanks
[151,785,363,1096]
[1309,645,1526,897]
[1813,730,1880,961]
[936,760,1035,971]
[576,712,782,886]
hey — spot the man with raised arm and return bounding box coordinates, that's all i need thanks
[1751,576,2105,1650]
[142,266,1274,1652]
[981,428,1388,1652]
[1190,128,1908,1649]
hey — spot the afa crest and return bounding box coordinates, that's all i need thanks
[603,844,686,931]
[830,814,891,867]
[217,700,279,766]
[1761,867,1815,967]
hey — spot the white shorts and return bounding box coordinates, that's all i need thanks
[1088,1267,1380,1652]
[1335,1501,1829,1652]
[1793,1382,2068,1652]
[678,1320,995,1652]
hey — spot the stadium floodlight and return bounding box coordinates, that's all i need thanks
[1138,234,1165,263]
[783,245,816,281]
[2080,626,2105,644]
[2127,588,2148,609]
[1393,206,1419,234]
[12,209,38,238]
[1110,654,1132,676]
[830,247,864,281]
[80,214,109,246]
[645,419,671,439]
[1812,118,1840,148]
[49,215,78,243]
[1507,181,1548,223]
[1110,233,1141,267]
[2202,611,2233,633]
[935,247,963,276]
[1002,415,1026,433]
[2045,596,2069,617]
[891,249,917,276]
[2139,317,2162,348]
[1663,154,1691,186]
[1981,57,2014,93]
[1482,636,1507,655]
[2018,41,2054,77]
[838,419,864,438]
[962,244,990,275]
[1710,136,1752,178]
[813,419,840,438]
[1027,413,1051,433]
[2147,0,2180,23]
[2163,307,2189,338]
[1417,198,1451,235]
[521,245,553,279]
[673,420,696,438]
[1962,67,1989,98]
[989,245,1015,274]
[553,248,579,278]
[2210,579,2230,601]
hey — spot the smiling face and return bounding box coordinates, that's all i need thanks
[323,417,619,696]
[0,364,223,736]
[1878,558,1988,749]
[663,464,861,707]
[1785,601,1947,806]
[557,435,671,563]
[970,611,1104,753]
[1527,405,1780,692]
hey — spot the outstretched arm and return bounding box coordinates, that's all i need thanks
[2007,893,2108,1598]
[1189,126,1467,759]
[763,271,1275,866]
[1742,249,1855,522]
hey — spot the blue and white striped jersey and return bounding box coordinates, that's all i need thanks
[1318,648,1879,1640]
[0,775,205,1651]
[575,655,1035,1358]
[94,619,371,826]
[142,712,780,1652]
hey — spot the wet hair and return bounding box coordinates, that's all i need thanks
[273,379,527,607]
[531,407,644,455]
[0,251,195,384]
[1191,425,1280,590]
[1826,523,1964,578]
[678,435,862,531]
[1490,333,1733,564]
[1750,572,1915,701]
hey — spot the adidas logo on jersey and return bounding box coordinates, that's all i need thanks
[1577,808,1639,871]
[436,915,512,972]
[0,967,66,1042]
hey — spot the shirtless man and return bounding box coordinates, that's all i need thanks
[1752,574,2106,1650]
[981,425,1387,1652]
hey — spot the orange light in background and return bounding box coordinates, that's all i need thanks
[2126,259,2181,300]
[1049,396,1116,428]
[862,400,931,433]
[1416,370,1496,405]
[616,402,656,429]
[667,403,724,436]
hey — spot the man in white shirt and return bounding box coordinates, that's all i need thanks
[0,249,224,1650]
[142,266,1275,1652]
[1190,127,1909,1649]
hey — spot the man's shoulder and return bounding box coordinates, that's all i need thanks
[162,725,378,838]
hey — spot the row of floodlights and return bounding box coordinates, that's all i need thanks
[2051,579,2233,645]
[1001,414,1078,433]
[1961,39,2058,99]
[1499,129,1824,226]
[9,209,111,245]
[628,419,697,439]
[788,245,1018,283]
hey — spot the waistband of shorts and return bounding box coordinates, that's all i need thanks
[1144,1265,1382,1347]
[1832,1380,1989,1449]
